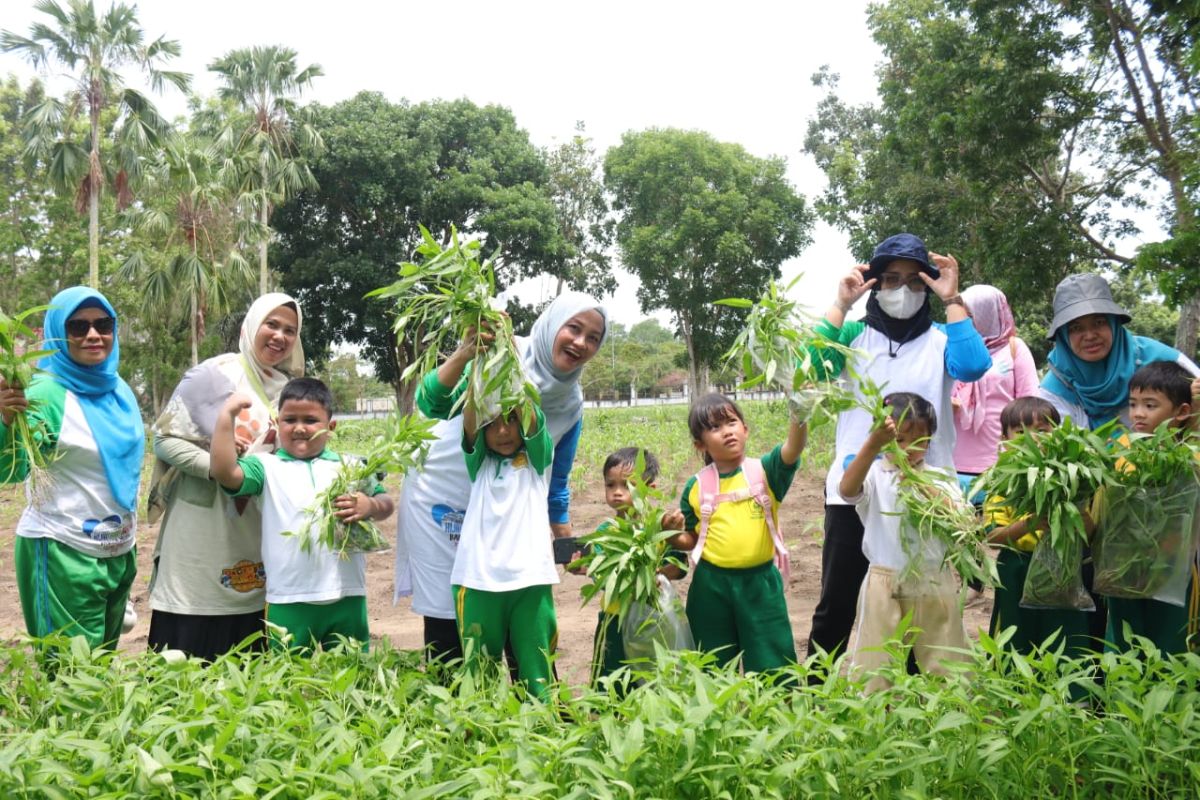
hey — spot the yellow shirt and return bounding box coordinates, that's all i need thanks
[984,495,1040,553]
[680,446,798,569]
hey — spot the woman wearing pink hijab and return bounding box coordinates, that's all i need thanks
[951,285,1038,497]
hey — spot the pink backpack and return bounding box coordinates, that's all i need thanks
[690,458,790,581]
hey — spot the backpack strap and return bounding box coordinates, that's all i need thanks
[741,458,791,581]
[689,459,791,582]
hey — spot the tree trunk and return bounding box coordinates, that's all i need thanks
[190,293,199,366]
[88,101,101,289]
[259,188,270,295]
[1176,293,1200,358]
[683,328,708,403]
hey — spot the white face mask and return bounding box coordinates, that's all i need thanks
[876,286,926,319]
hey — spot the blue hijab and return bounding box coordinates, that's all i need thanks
[1042,315,1182,427]
[40,287,145,511]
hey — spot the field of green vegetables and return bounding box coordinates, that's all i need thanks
[1,634,1198,798]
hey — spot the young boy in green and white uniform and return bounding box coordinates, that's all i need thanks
[1100,362,1200,654]
[590,447,688,682]
[451,397,559,700]
[210,377,394,652]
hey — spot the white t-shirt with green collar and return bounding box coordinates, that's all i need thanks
[230,449,382,605]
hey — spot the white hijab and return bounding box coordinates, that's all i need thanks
[517,291,608,441]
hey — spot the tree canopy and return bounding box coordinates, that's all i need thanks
[604,128,814,397]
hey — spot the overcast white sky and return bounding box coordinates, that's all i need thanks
[1,0,884,327]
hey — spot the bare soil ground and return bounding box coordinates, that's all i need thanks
[0,473,994,688]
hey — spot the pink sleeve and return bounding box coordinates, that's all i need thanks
[1011,338,1039,398]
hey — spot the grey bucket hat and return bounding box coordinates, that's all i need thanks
[1046,273,1130,339]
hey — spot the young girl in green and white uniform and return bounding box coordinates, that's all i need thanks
[0,287,145,649]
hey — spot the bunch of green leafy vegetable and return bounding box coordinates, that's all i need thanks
[1093,426,1200,599]
[715,275,859,428]
[975,418,1118,607]
[287,411,436,559]
[573,455,685,679]
[369,225,540,429]
[0,305,56,490]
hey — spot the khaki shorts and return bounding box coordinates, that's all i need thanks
[852,565,969,693]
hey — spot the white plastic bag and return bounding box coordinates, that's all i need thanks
[621,576,695,662]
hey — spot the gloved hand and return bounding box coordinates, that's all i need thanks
[787,388,822,424]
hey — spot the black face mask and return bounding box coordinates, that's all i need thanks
[863,291,933,357]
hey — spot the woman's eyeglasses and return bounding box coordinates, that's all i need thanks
[65,317,116,337]
[878,273,927,292]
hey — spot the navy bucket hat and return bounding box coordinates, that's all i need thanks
[866,233,939,282]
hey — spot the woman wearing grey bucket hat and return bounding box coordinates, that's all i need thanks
[803,232,992,668]
[1038,273,1198,429]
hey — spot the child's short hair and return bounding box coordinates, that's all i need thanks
[1129,361,1194,408]
[883,392,937,435]
[999,397,1061,436]
[603,447,660,484]
[279,377,334,416]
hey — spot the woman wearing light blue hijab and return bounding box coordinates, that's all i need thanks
[1038,273,1199,429]
[0,287,145,649]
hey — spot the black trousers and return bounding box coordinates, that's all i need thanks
[148,609,266,661]
[806,504,869,660]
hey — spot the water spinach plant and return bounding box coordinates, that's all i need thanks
[977,418,1118,608]
[1092,426,1200,602]
[0,305,57,489]
[715,276,859,429]
[287,411,436,558]
[368,226,540,429]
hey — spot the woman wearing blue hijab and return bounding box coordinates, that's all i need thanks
[0,287,145,649]
[1038,274,1199,429]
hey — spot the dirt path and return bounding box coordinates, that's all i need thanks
[0,474,993,687]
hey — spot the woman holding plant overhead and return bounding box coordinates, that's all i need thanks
[395,291,607,663]
[1038,273,1198,430]
[145,293,303,660]
[0,287,144,649]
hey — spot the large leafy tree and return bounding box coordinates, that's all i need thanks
[604,128,814,399]
[806,0,1200,355]
[543,122,615,298]
[272,92,566,410]
[1,0,189,288]
[209,45,323,295]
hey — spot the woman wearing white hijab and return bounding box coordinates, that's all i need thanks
[146,293,304,659]
[395,292,607,662]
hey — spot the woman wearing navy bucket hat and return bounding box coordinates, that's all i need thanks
[804,233,992,670]
[1039,273,1198,430]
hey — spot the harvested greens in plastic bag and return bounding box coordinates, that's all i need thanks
[621,576,695,663]
[1020,534,1095,611]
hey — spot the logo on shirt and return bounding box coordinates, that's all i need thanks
[221,560,266,592]
[431,504,465,546]
[81,515,130,542]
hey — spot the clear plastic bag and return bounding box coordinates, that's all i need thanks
[621,576,695,662]
[1093,480,1200,607]
[337,519,391,556]
[1020,535,1095,611]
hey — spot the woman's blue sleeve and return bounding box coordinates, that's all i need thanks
[939,319,992,381]
[546,417,582,525]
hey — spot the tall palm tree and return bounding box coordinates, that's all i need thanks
[209,45,323,295]
[1,0,190,288]
[118,134,259,365]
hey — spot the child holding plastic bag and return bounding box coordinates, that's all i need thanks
[680,393,807,674]
[839,393,970,693]
[586,448,692,683]
[1093,362,1200,654]
[985,398,1091,658]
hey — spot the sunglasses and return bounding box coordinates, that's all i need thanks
[65,317,116,337]
[878,273,928,292]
